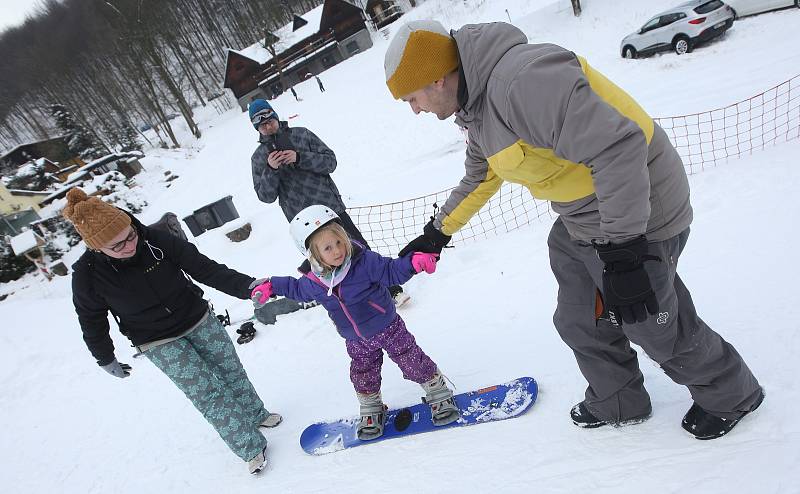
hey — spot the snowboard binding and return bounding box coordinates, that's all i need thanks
[236,322,257,344]
[422,372,460,426]
[357,392,387,440]
[216,309,231,327]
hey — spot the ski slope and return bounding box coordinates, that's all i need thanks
[1,0,799,492]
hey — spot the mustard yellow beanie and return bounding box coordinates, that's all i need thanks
[62,188,131,250]
[384,20,459,100]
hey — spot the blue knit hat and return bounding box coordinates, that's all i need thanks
[248,99,278,129]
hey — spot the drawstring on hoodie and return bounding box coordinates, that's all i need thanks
[308,249,351,297]
[145,240,164,261]
[325,265,339,296]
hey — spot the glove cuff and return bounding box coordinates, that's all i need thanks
[594,236,649,268]
[248,277,270,290]
[423,220,452,248]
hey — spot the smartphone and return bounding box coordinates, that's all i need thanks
[268,131,295,153]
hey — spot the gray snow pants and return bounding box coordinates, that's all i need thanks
[145,311,269,461]
[548,218,761,422]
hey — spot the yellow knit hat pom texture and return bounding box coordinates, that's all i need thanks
[62,188,131,250]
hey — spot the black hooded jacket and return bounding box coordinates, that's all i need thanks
[71,214,255,365]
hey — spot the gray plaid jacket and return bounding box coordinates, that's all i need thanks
[250,122,346,221]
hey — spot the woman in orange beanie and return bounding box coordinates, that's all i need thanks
[63,188,278,475]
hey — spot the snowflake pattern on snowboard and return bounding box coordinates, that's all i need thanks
[300,376,538,455]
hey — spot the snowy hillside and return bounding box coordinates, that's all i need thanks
[1,0,799,492]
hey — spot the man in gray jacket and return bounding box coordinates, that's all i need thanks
[385,20,762,439]
[249,99,407,304]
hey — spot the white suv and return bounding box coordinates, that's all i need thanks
[620,0,735,58]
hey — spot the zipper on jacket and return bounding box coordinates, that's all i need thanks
[334,285,364,339]
[367,300,386,314]
[305,273,365,339]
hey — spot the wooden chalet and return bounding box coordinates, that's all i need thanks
[365,0,413,30]
[224,0,393,111]
[0,137,85,175]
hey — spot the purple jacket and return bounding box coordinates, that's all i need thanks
[270,244,415,340]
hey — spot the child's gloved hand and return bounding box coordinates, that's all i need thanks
[411,252,438,274]
[249,278,273,308]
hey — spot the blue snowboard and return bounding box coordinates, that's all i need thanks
[300,376,538,455]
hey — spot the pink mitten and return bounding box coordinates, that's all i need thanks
[411,252,438,274]
[249,279,273,308]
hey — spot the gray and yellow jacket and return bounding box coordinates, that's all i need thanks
[436,22,692,243]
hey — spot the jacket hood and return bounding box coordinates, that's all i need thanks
[297,241,365,275]
[453,22,528,122]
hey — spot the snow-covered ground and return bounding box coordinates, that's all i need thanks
[2,1,799,492]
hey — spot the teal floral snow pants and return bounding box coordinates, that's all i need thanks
[145,311,269,461]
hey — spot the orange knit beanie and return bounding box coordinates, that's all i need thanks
[62,188,131,250]
[384,20,459,99]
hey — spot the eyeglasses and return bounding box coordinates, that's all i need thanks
[251,109,275,126]
[108,227,138,252]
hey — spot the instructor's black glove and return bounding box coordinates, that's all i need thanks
[594,236,661,325]
[398,219,452,257]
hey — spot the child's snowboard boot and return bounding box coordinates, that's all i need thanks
[356,392,387,440]
[422,372,460,426]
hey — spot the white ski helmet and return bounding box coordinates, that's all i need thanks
[289,205,340,255]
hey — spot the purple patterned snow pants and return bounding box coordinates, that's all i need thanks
[345,315,438,394]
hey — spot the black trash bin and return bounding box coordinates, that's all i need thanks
[182,196,240,237]
[183,214,204,237]
[209,196,239,224]
[193,208,219,231]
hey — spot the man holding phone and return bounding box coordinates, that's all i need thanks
[248,99,408,304]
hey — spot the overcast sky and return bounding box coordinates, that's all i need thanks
[0,0,43,32]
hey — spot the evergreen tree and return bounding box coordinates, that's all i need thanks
[49,103,106,160]
[117,123,142,152]
[4,160,55,191]
[0,237,35,283]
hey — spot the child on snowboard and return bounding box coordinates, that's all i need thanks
[250,205,459,439]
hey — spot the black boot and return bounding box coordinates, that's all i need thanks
[570,402,606,428]
[682,389,764,440]
[570,401,651,428]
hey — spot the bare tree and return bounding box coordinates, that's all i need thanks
[571,0,582,17]
[0,0,324,152]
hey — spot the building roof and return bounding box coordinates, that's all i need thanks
[224,0,368,96]
[238,4,326,64]
[10,229,40,256]
[292,14,309,31]
[0,136,69,162]
[6,189,51,197]
[40,151,144,204]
